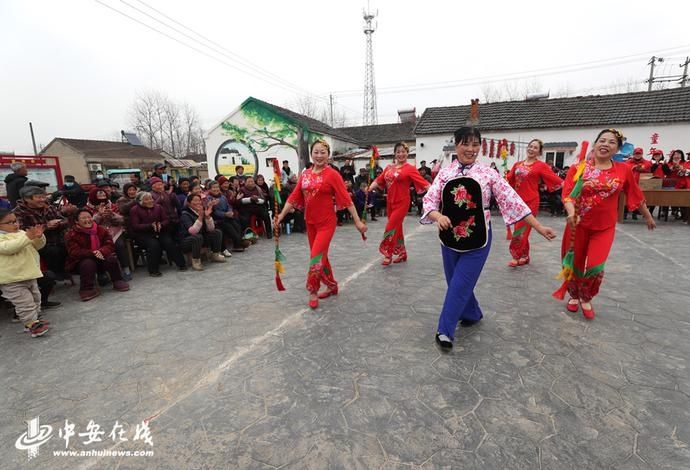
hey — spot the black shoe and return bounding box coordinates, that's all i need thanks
[435,333,453,350]
[41,301,61,309]
[178,266,188,271]
[97,274,111,286]
[632,214,638,220]
[149,272,162,277]
[460,319,480,328]
[371,218,378,221]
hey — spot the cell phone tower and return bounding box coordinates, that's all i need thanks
[362,3,378,125]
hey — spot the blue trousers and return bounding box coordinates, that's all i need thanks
[437,227,492,340]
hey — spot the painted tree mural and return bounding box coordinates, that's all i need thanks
[220,100,321,171]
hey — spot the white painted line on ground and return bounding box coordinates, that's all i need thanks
[79,223,425,469]
[615,226,686,270]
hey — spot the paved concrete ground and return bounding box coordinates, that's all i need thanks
[2,214,690,469]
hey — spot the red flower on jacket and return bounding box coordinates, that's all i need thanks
[451,185,476,209]
[452,216,475,241]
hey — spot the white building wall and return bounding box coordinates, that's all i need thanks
[416,123,690,170]
[206,108,360,180]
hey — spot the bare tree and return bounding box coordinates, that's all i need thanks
[128,91,206,157]
[288,96,321,120]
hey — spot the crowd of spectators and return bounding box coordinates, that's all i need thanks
[2,148,687,338]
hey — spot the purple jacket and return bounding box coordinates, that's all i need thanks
[128,204,169,237]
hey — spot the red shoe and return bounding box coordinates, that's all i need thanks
[113,280,130,292]
[308,296,319,309]
[80,289,100,301]
[518,257,530,266]
[508,259,519,268]
[381,257,392,266]
[318,287,338,299]
[582,304,595,320]
[566,299,579,312]
[393,253,407,263]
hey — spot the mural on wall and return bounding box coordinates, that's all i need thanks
[215,140,258,177]
[217,100,323,175]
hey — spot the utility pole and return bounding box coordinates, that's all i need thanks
[329,93,334,126]
[29,122,38,155]
[680,57,690,88]
[646,56,664,91]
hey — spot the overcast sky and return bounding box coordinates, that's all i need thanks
[2,0,689,154]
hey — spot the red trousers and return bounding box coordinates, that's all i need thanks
[561,224,616,302]
[306,221,337,294]
[509,200,538,260]
[379,198,408,258]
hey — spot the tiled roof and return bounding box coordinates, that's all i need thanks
[337,122,415,145]
[414,87,690,135]
[50,138,164,160]
[247,98,359,143]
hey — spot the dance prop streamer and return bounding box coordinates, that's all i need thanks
[552,141,589,300]
[361,145,380,241]
[271,159,286,291]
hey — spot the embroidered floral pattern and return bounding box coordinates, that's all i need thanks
[451,185,477,209]
[422,161,530,226]
[452,216,476,241]
[577,164,621,217]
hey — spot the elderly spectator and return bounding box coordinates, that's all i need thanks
[14,186,69,280]
[237,176,272,237]
[271,173,305,233]
[354,167,369,188]
[149,176,181,232]
[235,165,246,184]
[0,208,49,337]
[179,194,226,270]
[117,183,139,224]
[206,181,248,254]
[128,192,186,276]
[65,209,129,301]
[4,162,28,208]
[175,177,191,209]
[86,188,130,280]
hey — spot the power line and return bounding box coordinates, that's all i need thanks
[124,0,316,100]
[332,44,690,97]
[118,0,363,119]
[94,0,308,97]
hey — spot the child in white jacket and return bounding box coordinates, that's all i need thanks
[0,208,49,337]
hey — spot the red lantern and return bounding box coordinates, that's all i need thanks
[489,139,495,158]
[509,142,515,156]
[482,138,487,156]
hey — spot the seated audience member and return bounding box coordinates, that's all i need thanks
[0,208,49,337]
[86,187,131,280]
[255,174,272,209]
[149,177,181,234]
[128,192,187,276]
[117,183,139,226]
[175,177,191,209]
[65,209,129,301]
[179,194,226,271]
[237,176,272,237]
[14,186,69,280]
[206,181,248,253]
[58,175,87,207]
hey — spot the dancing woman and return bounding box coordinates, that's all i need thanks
[506,139,563,266]
[275,140,367,309]
[422,127,556,350]
[554,129,656,319]
[367,142,430,265]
